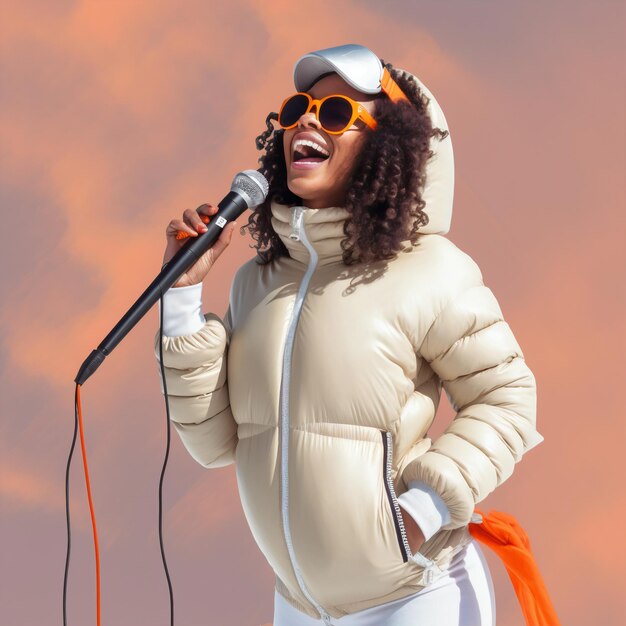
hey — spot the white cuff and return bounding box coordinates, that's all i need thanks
[157,282,205,337]
[397,480,452,543]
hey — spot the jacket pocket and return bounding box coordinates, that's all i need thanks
[381,430,413,563]
[382,430,442,583]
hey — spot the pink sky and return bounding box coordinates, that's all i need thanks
[1,1,624,624]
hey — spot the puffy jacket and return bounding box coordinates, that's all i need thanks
[153,73,544,622]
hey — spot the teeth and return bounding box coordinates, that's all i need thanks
[292,138,330,159]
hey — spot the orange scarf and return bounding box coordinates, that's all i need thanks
[469,508,561,626]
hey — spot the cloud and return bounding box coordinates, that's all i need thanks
[0,462,63,513]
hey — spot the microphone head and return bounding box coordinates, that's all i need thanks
[231,169,269,208]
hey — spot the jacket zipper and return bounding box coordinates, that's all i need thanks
[381,430,443,585]
[279,206,334,626]
[381,431,412,562]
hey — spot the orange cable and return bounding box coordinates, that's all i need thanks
[76,384,102,626]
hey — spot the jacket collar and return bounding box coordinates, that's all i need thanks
[270,197,351,267]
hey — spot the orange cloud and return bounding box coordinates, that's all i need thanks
[0,463,61,512]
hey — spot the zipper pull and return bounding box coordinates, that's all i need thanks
[321,610,333,625]
[411,551,442,586]
[290,206,304,241]
[424,566,436,585]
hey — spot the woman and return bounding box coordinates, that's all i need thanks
[154,44,544,626]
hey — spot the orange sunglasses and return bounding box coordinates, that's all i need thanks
[278,92,378,135]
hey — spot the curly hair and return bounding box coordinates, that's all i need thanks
[240,60,449,266]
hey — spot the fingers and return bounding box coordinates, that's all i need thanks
[185,203,218,230]
[210,222,237,260]
[195,203,217,218]
[175,204,219,240]
[167,218,197,241]
[168,203,240,245]
[164,215,238,275]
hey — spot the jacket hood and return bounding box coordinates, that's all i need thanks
[270,68,454,264]
[400,68,454,236]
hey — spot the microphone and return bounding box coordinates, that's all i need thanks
[74,169,269,386]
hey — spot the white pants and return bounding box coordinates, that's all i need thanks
[273,538,496,626]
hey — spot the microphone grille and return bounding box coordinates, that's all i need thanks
[231,169,269,207]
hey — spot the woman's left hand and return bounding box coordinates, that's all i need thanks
[400,505,426,554]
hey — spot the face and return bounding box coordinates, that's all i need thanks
[282,73,377,209]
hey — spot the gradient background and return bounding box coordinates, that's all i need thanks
[1,1,624,625]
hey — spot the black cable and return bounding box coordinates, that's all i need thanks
[158,289,175,626]
[63,385,79,626]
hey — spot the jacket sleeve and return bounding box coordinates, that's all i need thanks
[400,268,544,530]
[153,285,237,469]
[159,281,206,337]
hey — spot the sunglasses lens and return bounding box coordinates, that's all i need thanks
[279,94,309,127]
[320,97,353,132]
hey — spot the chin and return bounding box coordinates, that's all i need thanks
[289,183,329,203]
[288,175,327,195]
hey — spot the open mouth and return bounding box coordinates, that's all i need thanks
[292,140,331,164]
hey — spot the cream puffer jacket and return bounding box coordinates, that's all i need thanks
[153,74,544,622]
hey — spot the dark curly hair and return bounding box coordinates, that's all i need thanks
[240,59,449,266]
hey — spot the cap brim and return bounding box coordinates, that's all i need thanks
[294,44,383,94]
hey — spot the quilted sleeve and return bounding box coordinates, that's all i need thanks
[400,270,544,529]
[153,287,237,469]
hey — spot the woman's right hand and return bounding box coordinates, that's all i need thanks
[163,203,239,288]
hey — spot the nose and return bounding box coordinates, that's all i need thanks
[297,103,322,130]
